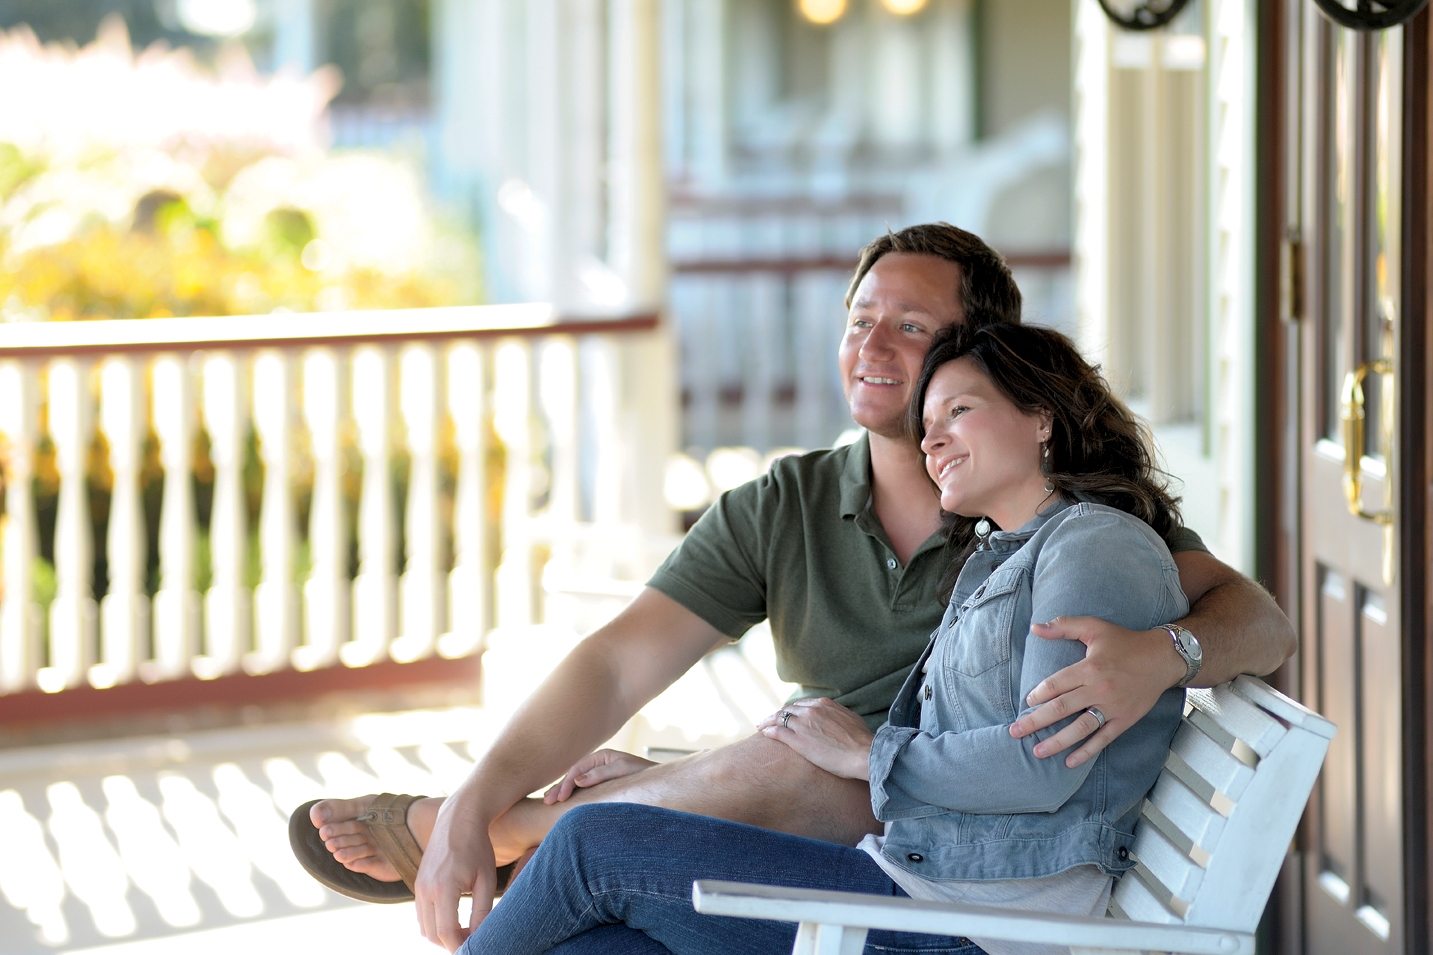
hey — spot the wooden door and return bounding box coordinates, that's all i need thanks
[1294,6,1411,955]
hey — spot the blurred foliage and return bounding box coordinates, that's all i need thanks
[0,200,463,321]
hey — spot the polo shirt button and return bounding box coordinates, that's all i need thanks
[886,558,898,570]
[1117,847,1130,861]
[907,853,924,863]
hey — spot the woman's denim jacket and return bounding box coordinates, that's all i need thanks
[868,498,1188,883]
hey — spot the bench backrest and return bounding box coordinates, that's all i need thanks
[1110,675,1335,934]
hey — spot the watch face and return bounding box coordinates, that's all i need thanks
[1177,629,1203,662]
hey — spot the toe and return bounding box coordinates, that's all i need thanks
[318,818,366,842]
[310,795,377,830]
[323,832,371,852]
[333,844,377,865]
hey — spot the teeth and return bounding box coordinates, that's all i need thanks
[938,457,964,479]
[862,377,900,385]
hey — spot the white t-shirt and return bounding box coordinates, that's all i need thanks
[858,833,1112,955]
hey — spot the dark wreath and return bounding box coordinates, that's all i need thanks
[1310,0,1429,30]
[1096,0,1195,31]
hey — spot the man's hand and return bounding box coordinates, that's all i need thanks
[414,792,496,952]
[543,749,658,804]
[1009,616,1185,769]
[758,698,874,780]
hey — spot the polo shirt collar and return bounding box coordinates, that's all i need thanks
[838,432,874,520]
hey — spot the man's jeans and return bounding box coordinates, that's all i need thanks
[462,803,988,955]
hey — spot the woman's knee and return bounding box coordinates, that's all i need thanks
[545,802,694,863]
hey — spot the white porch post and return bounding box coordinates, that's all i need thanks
[605,0,677,535]
[1072,0,1111,364]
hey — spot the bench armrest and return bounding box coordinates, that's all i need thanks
[692,881,1253,955]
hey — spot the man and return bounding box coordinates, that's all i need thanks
[308,224,1295,952]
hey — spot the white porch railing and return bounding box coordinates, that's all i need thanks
[0,306,666,698]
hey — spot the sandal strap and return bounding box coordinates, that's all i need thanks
[357,793,426,893]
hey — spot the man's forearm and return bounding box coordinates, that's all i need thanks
[456,638,643,826]
[1178,576,1296,687]
[451,588,728,828]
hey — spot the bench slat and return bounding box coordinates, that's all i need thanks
[1169,722,1255,805]
[1232,675,1337,739]
[1186,685,1287,757]
[1144,774,1225,863]
[1132,819,1204,902]
[1109,866,1182,925]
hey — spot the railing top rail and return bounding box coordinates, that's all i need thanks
[0,305,660,357]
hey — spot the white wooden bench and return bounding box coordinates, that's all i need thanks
[693,675,1334,955]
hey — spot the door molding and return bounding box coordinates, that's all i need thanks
[1398,9,1431,955]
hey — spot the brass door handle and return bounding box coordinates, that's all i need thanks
[1340,359,1394,524]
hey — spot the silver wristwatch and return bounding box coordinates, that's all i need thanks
[1162,624,1203,688]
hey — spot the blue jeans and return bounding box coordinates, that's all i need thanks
[462,803,987,955]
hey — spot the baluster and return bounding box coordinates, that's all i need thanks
[294,348,348,671]
[742,275,783,450]
[580,337,623,526]
[196,352,249,679]
[392,345,441,663]
[0,360,40,692]
[438,343,486,659]
[42,358,97,692]
[148,355,199,681]
[249,351,298,674]
[537,338,579,625]
[492,340,533,628]
[793,273,839,449]
[92,357,149,689]
[344,346,396,667]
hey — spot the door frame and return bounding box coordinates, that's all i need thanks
[1262,4,1432,954]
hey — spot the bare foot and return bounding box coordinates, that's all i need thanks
[310,795,442,882]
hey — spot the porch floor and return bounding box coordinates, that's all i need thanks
[0,630,795,954]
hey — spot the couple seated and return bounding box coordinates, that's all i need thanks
[293,224,1296,955]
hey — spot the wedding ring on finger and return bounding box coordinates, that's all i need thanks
[780,710,794,730]
[1085,707,1107,730]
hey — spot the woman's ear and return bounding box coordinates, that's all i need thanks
[1036,410,1054,443]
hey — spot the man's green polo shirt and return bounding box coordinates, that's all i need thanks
[646,434,1208,731]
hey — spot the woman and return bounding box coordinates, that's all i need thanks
[459,322,1190,955]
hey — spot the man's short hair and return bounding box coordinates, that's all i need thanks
[845,223,1021,328]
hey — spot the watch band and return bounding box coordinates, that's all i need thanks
[1164,624,1202,688]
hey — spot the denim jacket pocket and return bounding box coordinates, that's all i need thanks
[945,569,1023,677]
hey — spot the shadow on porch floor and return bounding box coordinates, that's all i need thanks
[0,628,796,954]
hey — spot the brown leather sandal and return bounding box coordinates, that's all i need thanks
[288,793,515,903]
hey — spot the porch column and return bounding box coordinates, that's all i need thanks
[447,0,676,535]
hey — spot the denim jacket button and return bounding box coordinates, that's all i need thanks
[1117,847,1130,861]
[906,853,924,863]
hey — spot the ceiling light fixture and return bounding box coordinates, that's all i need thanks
[798,0,848,26]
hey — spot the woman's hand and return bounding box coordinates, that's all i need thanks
[542,749,658,804]
[757,698,874,781]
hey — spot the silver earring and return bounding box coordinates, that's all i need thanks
[974,517,992,540]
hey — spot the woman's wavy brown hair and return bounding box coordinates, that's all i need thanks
[908,322,1182,598]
